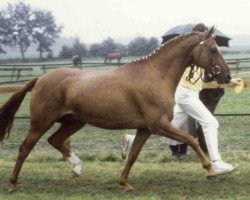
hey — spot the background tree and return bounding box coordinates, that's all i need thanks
[2,2,62,61]
[127,36,148,56]
[147,37,159,53]
[127,36,159,56]
[72,37,87,57]
[0,11,13,54]
[59,45,73,59]
[33,10,62,60]
[5,2,36,61]
[89,43,102,57]
[101,37,116,56]
[115,43,128,57]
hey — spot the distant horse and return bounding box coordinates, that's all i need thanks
[72,55,82,68]
[104,52,122,63]
[0,27,231,193]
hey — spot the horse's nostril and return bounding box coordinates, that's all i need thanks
[226,75,231,83]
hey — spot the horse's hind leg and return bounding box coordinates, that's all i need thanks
[47,118,85,179]
[119,129,151,191]
[8,120,53,193]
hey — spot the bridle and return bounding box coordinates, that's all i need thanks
[187,33,222,83]
[200,33,222,75]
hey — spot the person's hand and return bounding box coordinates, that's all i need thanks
[230,78,242,86]
[230,78,244,94]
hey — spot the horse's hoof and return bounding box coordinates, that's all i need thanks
[121,182,134,192]
[207,175,220,182]
[72,171,81,181]
[124,188,135,192]
[7,185,16,193]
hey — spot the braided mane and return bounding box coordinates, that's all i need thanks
[129,32,199,64]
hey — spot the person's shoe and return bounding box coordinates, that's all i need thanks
[212,160,239,175]
[121,134,135,159]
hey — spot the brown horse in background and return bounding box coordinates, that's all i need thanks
[72,54,82,68]
[104,52,122,63]
[0,27,231,193]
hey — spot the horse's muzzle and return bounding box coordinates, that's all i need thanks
[225,75,232,84]
[216,74,231,84]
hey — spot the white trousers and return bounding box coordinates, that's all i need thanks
[166,86,221,161]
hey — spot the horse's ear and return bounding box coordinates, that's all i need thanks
[205,26,215,39]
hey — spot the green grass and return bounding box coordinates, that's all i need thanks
[0,121,249,200]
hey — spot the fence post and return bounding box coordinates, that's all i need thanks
[236,59,240,74]
[42,65,46,74]
[11,65,16,80]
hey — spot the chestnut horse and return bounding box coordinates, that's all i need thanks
[104,52,122,63]
[0,27,231,192]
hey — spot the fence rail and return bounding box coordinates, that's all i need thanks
[0,57,249,72]
[0,62,128,84]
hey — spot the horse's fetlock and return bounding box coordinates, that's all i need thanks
[118,177,127,186]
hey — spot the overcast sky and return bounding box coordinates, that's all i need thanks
[1,0,250,43]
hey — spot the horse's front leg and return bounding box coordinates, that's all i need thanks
[119,129,151,191]
[157,115,217,179]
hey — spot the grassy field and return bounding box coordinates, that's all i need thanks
[0,61,250,199]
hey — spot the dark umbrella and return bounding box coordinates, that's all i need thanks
[162,23,231,47]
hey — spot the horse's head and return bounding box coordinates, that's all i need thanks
[191,26,231,84]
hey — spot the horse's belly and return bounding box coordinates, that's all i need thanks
[86,118,145,130]
[73,104,145,129]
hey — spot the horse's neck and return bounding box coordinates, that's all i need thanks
[151,34,200,88]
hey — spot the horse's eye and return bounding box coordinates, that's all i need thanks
[210,48,217,53]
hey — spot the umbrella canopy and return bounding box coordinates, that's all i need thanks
[162,23,231,47]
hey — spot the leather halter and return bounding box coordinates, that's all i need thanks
[187,33,221,83]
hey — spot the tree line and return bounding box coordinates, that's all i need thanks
[0,2,159,61]
[0,2,62,61]
[59,36,159,59]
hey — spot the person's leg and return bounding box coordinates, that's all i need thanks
[197,89,224,155]
[168,103,189,157]
[177,88,238,174]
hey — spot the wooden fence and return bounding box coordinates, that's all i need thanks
[0,57,249,81]
[0,62,128,84]
[0,57,250,85]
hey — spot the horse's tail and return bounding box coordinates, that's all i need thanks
[0,78,39,142]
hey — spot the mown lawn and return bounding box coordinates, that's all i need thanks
[0,120,249,200]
